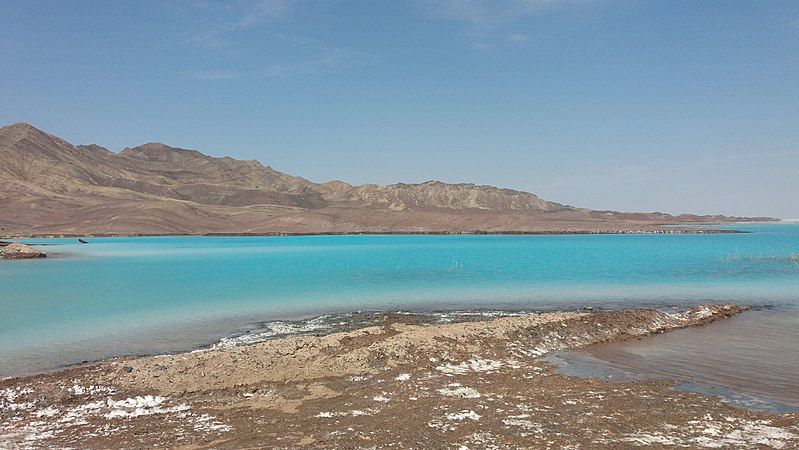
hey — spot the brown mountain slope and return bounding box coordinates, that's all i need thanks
[0,123,773,235]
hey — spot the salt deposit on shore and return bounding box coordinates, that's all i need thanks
[2,304,797,449]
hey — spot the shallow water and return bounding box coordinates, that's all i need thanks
[1,224,798,409]
[548,308,799,412]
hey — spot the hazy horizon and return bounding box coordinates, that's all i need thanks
[2,1,797,218]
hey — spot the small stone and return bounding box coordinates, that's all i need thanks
[122,366,133,373]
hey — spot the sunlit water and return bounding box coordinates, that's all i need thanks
[1,223,797,410]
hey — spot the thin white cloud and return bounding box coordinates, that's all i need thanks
[182,49,375,81]
[422,0,594,49]
[507,33,529,44]
[190,0,294,49]
[274,32,318,46]
[422,0,572,28]
[181,69,241,81]
[259,49,376,77]
[233,0,293,29]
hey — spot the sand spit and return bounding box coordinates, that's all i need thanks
[1,304,797,448]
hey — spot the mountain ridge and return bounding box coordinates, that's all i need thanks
[0,123,775,235]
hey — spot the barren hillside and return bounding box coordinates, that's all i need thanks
[0,123,772,235]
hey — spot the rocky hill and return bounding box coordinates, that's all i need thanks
[0,123,772,235]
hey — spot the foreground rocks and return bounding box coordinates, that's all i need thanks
[0,243,45,259]
[1,305,797,449]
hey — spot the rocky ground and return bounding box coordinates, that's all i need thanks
[1,305,797,449]
[0,243,45,259]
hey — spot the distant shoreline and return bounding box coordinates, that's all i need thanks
[1,227,750,239]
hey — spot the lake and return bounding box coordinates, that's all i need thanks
[1,223,797,410]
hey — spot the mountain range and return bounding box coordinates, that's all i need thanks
[0,123,772,235]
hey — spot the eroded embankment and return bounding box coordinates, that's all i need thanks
[1,304,797,449]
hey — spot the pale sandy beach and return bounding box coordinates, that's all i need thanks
[2,304,797,449]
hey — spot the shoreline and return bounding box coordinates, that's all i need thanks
[2,304,797,448]
[0,308,585,380]
[2,303,784,380]
[0,225,756,239]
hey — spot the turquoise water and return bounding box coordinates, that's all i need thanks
[1,223,798,378]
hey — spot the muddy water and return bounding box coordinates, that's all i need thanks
[550,307,799,412]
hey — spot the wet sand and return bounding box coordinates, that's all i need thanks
[1,304,797,448]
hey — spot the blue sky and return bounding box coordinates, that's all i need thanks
[1,1,798,218]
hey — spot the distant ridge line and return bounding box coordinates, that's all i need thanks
[0,122,777,235]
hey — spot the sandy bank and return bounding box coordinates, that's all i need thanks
[1,304,797,448]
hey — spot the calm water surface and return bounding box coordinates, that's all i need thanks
[549,309,799,412]
[1,223,797,410]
